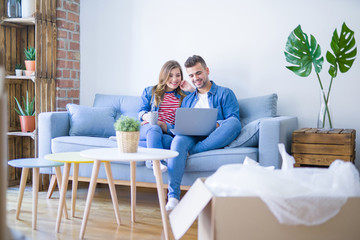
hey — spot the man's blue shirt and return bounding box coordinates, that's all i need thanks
[181,81,241,124]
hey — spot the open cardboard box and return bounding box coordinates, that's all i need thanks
[169,178,360,240]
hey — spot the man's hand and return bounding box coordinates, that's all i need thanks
[180,80,195,92]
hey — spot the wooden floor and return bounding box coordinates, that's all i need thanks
[6,183,197,240]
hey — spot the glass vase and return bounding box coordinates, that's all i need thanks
[317,88,333,129]
[7,0,21,18]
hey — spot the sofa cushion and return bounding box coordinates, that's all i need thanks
[226,119,260,148]
[67,104,116,138]
[185,147,258,172]
[238,93,277,126]
[93,94,142,120]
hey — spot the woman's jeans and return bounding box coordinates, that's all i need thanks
[140,123,173,149]
[167,117,241,200]
[140,124,173,167]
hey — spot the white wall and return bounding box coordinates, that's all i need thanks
[80,0,360,169]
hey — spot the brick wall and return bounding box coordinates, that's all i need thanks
[56,0,80,111]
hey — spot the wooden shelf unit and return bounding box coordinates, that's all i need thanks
[5,75,35,82]
[0,0,57,187]
[0,17,36,25]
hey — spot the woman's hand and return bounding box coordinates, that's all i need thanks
[158,121,167,133]
[142,112,150,122]
[180,80,195,92]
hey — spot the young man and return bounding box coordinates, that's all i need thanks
[165,55,242,211]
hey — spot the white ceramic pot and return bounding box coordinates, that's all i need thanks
[22,0,35,18]
[15,69,22,77]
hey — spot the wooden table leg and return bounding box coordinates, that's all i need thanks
[32,168,39,230]
[16,167,29,220]
[130,161,136,222]
[71,163,79,217]
[55,162,71,233]
[46,174,57,199]
[153,160,170,240]
[79,160,101,240]
[55,166,68,219]
[104,161,121,225]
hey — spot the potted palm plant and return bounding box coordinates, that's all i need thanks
[284,22,357,129]
[24,47,35,76]
[14,91,35,132]
[114,116,140,153]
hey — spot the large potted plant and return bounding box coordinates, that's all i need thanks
[14,91,35,132]
[24,47,35,76]
[284,22,357,129]
[114,116,140,153]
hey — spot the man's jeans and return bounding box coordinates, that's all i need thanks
[167,117,241,200]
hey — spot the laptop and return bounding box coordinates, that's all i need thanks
[170,108,218,136]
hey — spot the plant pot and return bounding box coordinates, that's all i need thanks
[19,115,35,132]
[15,69,22,77]
[24,70,35,76]
[21,0,35,18]
[24,60,35,71]
[116,131,140,153]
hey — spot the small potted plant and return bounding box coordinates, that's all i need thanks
[14,91,35,132]
[24,46,35,76]
[114,116,140,153]
[15,63,23,77]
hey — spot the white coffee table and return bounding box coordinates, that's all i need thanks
[78,147,178,240]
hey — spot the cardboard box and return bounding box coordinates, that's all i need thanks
[169,179,360,240]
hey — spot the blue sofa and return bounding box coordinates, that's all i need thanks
[38,93,298,188]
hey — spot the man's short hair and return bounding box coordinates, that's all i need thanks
[184,55,207,69]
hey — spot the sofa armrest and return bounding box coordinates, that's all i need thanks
[38,111,70,158]
[258,116,298,169]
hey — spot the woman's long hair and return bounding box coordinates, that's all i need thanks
[152,60,187,107]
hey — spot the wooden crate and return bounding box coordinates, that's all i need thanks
[292,128,356,167]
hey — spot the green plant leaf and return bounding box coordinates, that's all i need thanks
[15,63,23,70]
[24,47,36,60]
[326,22,357,78]
[13,91,35,116]
[14,96,25,116]
[114,116,140,132]
[284,25,324,77]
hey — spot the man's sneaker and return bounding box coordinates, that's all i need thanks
[165,197,179,212]
[145,160,153,168]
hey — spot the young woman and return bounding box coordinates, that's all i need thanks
[138,60,193,171]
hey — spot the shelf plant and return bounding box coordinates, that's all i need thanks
[24,47,35,61]
[14,91,35,132]
[114,116,140,153]
[15,63,23,70]
[15,63,23,76]
[24,46,35,76]
[284,22,357,129]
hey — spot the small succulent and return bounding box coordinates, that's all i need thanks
[24,47,36,60]
[114,116,140,132]
[14,91,35,116]
[15,63,23,70]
